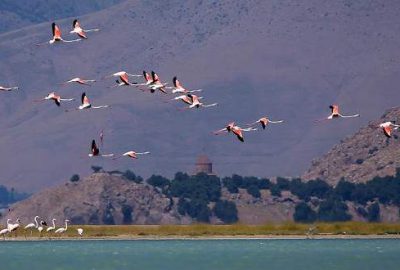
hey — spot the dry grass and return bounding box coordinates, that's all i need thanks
[12,222,399,238]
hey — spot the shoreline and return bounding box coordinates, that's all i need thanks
[2,234,400,241]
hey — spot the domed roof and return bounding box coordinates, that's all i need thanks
[196,155,211,164]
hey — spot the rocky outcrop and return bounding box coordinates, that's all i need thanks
[303,107,400,186]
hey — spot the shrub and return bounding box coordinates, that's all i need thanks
[247,185,261,198]
[70,174,80,182]
[91,166,103,173]
[317,199,351,222]
[123,170,142,183]
[121,205,133,224]
[213,200,238,224]
[147,175,170,188]
[293,202,316,223]
[367,202,380,222]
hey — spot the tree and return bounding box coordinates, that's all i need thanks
[121,205,133,224]
[293,202,316,223]
[247,185,261,198]
[367,202,380,222]
[147,175,170,188]
[335,179,355,201]
[270,184,281,197]
[123,170,142,183]
[91,166,103,173]
[213,200,238,224]
[317,199,351,222]
[70,174,80,182]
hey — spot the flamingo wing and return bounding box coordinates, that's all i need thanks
[52,23,61,39]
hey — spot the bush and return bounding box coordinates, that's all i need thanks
[270,184,281,197]
[70,174,80,182]
[91,166,103,173]
[122,170,142,183]
[147,175,170,188]
[293,202,316,223]
[367,202,380,222]
[121,205,133,224]
[317,199,351,222]
[276,177,290,190]
[246,185,261,198]
[335,179,355,201]
[213,200,238,224]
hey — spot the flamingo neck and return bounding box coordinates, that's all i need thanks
[64,221,68,230]
[52,219,56,228]
[34,216,39,228]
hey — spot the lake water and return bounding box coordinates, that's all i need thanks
[0,239,398,270]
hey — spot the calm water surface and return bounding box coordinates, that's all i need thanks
[0,239,398,270]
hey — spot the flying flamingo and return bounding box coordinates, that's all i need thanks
[89,139,114,158]
[70,19,100,39]
[24,216,39,236]
[316,105,360,122]
[55,220,70,236]
[113,150,150,160]
[77,92,109,110]
[169,76,202,94]
[111,73,137,87]
[37,22,81,46]
[379,121,400,138]
[174,94,217,109]
[36,92,74,107]
[214,123,257,142]
[248,117,284,129]
[104,71,142,79]
[0,85,18,91]
[147,71,168,94]
[61,77,96,86]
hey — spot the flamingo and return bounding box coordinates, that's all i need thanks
[37,22,81,46]
[134,71,153,87]
[46,218,57,233]
[70,19,100,39]
[37,92,74,107]
[77,228,84,237]
[214,123,257,142]
[24,216,40,236]
[9,218,20,237]
[317,105,360,122]
[0,85,18,91]
[104,71,142,79]
[174,94,217,109]
[55,220,70,235]
[78,92,109,110]
[61,77,96,86]
[169,76,202,94]
[379,121,400,138]
[248,117,284,129]
[111,73,136,87]
[89,139,114,158]
[37,220,47,237]
[114,151,150,160]
[147,71,168,94]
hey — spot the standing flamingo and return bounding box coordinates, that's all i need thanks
[8,218,20,237]
[169,77,202,94]
[0,85,18,91]
[77,228,84,237]
[70,19,100,39]
[61,77,96,86]
[24,216,40,236]
[37,22,81,45]
[89,139,114,158]
[46,218,57,233]
[114,150,150,160]
[379,121,400,138]
[55,220,70,236]
[248,117,284,129]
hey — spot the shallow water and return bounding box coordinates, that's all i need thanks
[0,239,398,270]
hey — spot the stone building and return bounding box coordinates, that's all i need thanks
[194,155,214,175]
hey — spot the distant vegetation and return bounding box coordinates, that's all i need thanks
[0,185,30,208]
[95,168,400,224]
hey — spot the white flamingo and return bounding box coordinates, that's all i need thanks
[77,228,84,237]
[0,227,9,240]
[24,216,40,236]
[379,121,400,138]
[174,94,217,109]
[37,22,81,46]
[114,151,150,160]
[0,85,18,91]
[111,73,136,87]
[104,71,142,79]
[70,19,100,39]
[147,71,168,94]
[61,77,96,86]
[55,220,70,235]
[46,218,57,233]
[248,117,284,129]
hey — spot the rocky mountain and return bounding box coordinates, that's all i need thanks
[1,0,400,191]
[0,0,124,33]
[303,107,400,185]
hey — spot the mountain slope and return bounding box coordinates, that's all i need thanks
[303,107,400,185]
[0,0,124,33]
[1,0,400,190]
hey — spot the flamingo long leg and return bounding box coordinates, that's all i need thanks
[62,38,81,43]
[202,103,218,108]
[92,105,109,109]
[136,152,150,155]
[242,127,258,132]
[269,120,284,124]
[59,98,74,101]
[84,28,100,32]
[339,114,360,118]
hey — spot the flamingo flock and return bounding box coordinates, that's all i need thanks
[0,217,80,239]
[0,14,396,233]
